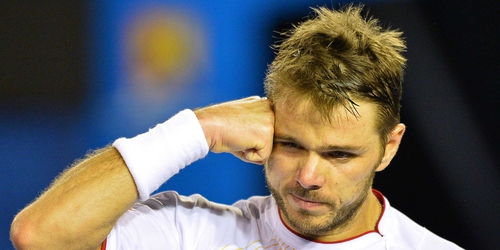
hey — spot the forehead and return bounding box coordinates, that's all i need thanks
[274,97,380,147]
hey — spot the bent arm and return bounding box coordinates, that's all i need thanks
[10,96,274,250]
[11,147,137,250]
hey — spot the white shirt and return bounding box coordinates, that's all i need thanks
[104,190,462,250]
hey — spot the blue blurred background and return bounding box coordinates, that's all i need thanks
[1,0,499,249]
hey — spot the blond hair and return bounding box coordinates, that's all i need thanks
[265,5,407,142]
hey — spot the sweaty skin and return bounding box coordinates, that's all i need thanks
[10,96,274,250]
[10,96,403,249]
[195,96,274,165]
[265,98,405,241]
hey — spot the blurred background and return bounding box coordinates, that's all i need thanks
[1,0,499,249]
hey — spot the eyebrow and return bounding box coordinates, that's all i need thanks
[274,133,367,152]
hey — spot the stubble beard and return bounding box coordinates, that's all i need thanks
[265,170,376,237]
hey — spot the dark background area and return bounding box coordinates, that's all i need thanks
[1,1,499,249]
[374,2,500,249]
[0,2,87,116]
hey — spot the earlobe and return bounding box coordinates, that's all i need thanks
[376,123,406,172]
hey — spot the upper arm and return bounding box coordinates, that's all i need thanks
[10,147,138,250]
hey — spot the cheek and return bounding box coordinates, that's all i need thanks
[265,154,281,181]
[265,152,295,184]
[331,161,374,187]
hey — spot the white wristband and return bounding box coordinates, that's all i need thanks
[113,109,209,200]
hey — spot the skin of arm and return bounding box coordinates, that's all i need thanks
[195,96,274,165]
[10,147,138,250]
[10,96,274,250]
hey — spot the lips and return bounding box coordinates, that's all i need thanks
[288,193,329,214]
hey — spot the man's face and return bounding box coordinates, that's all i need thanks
[265,98,385,239]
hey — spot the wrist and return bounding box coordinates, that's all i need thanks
[194,108,216,150]
[113,109,209,200]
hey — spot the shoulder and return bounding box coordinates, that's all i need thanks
[229,195,274,219]
[137,191,245,215]
[136,191,274,218]
[416,228,464,250]
[380,200,463,249]
[108,192,274,249]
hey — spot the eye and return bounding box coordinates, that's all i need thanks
[280,142,300,149]
[275,141,302,150]
[324,151,354,160]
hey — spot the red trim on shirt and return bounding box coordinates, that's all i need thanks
[101,238,107,250]
[278,189,386,244]
[372,189,386,236]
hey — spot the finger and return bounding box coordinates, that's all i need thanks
[231,151,266,165]
[244,149,262,162]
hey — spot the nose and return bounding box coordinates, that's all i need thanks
[295,153,325,190]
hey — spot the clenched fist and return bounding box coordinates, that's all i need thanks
[195,96,274,165]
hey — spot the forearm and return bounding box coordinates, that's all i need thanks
[11,147,138,250]
[11,109,210,250]
[10,98,273,249]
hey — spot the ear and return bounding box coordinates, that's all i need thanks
[376,123,406,172]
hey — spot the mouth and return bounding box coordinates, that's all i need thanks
[288,193,329,213]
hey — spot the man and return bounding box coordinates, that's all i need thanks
[11,5,462,250]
